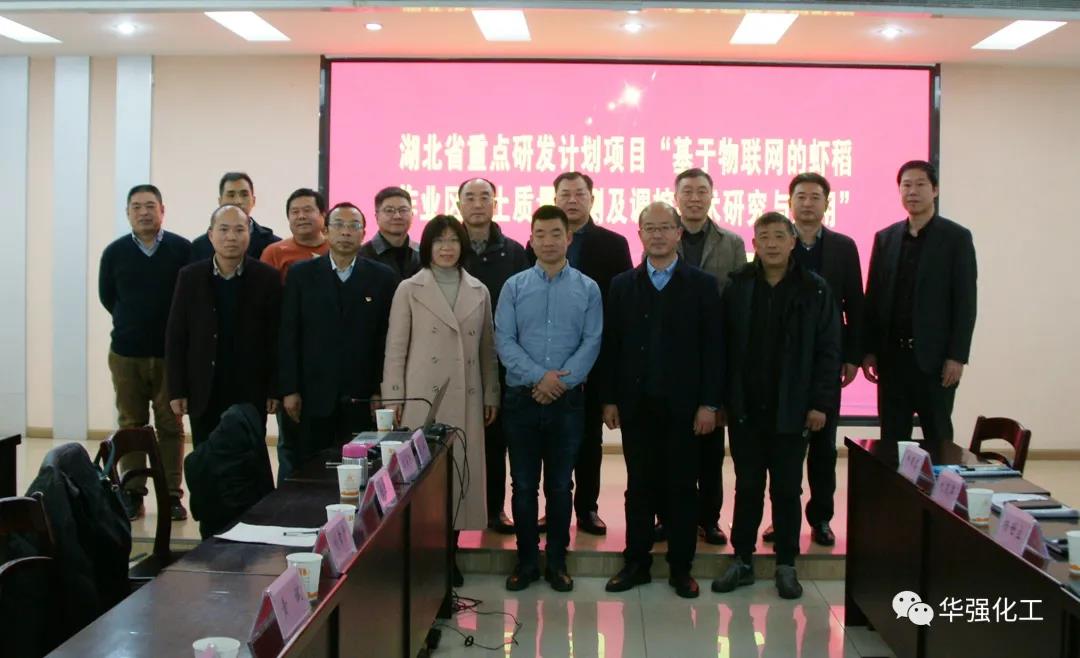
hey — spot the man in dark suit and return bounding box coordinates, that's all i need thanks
[278,205,398,481]
[189,172,280,262]
[712,212,840,600]
[600,202,722,599]
[527,171,633,536]
[761,172,864,547]
[166,205,282,447]
[360,186,421,280]
[863,160,977,443]
[459,177,530,535]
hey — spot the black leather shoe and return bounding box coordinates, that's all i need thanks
[169,496,188,522]
[653,521,667,543]
[505,564,540,591]
[545,566,574,592]
[775,565,803,599]
[712,558,755,593]
[702,524,728,546]
[488,511,515,535]
[577,511,607,536]
[605,564,651,592]
[537,516,547,534]
[811,522,836,547]
[669,573,700,599]
[762,524,775,543]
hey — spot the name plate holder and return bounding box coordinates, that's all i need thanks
[248,566,312,654]
[930,469,970,520]
[312,514,357,576]
[994,503,1050,560]
[411,429,431,467]
[899,446,935,492]
[397,440,420,482]
[370,466,398,515]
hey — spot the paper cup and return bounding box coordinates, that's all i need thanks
[898,440,919,462]
[375,408,396,432]
[326,503,357,533]
[337,464,362,498]
[286,552,323,601]
[380,440,403,466]
[192,637,241,658]
[967,488,993,526]
[1068,530,1080,576]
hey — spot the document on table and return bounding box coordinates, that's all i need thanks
[215,522,321,548]
[991,493,1080,519]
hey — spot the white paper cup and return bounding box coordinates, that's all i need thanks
[375,408,396,432]
[380,440,403,466]
[898,440,919,462]
[286,552,323,601]
[337,464,362,498]
[1067,530,1080,576]
[192,637,241,658]
[968,488,993,526]
[326,503,357,533]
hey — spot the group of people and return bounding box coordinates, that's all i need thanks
[97,159,977,602]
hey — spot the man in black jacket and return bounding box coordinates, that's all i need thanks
[360,186,421,280]
[166,205,282,447]
[278,209,398,481]
[189,172,280,262]
[527,171,633,536]
[459,177,530,534]
[761,172,864,547]
[713,212,841,600]
[599,202,722,599]
[863,160,977,443]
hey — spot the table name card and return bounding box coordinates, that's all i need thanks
[994,503,1050,559]
[411,429,431,466]
[371,466,398,513]
[899,446,934,488]
[314,515,357,575]
[249,566,311,647]
[397,439,420,481]
[931,469,969,519]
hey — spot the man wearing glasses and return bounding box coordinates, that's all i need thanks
[599,202,722,599]
[278,201,397,480]
[360,186,420,280]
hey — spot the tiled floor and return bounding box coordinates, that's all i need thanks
[431,574,895,658]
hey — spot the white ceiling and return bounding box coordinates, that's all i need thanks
[0,6,1077,66]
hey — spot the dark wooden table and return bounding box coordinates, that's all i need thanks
[845,438,1080,658]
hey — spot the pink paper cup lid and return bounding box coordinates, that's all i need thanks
[342,444,368,459]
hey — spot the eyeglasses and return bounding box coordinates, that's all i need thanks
[640,225,679,235]
[379,206,412,216]
[329,220,363,231]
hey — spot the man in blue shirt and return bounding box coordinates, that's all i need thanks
[496,205,603,593]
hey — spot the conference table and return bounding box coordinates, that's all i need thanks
[49,434,453,658]
[844,438,1080,658]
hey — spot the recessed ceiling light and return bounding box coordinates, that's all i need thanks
[365,23,383,32]
[115,22,137,36]
[205,11,289,42]
[730,12,797,45]
[623,22,643,34]
[472,9,531,42]
[0,16,60,43]
[878,26,903,40]
[972,20,1065,50]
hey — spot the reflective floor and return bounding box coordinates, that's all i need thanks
[432,574,894,658]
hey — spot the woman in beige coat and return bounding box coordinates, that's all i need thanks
[382,214,499,582]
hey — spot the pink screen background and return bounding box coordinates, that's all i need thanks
[327,61,931,416]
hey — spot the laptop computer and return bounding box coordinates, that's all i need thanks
[350,377,450,446]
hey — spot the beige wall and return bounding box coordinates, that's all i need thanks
[939,63,1080,451]
[20,57,1080,450]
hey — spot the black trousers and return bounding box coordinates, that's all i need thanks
[729,423,808,566]
[621,396,697,575]
[654,426,725,530]
[573,382,604,517]
[278,399,373,482]
[804,414,839,526]
[485,369,510,520]
[878,347,957,443]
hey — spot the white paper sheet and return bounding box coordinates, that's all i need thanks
[214,522,320,548]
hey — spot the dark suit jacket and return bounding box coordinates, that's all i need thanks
[816,226,866,366]
[189,218,280,263]
[527,219,633,304]
[864,215,977,373]
[278,255,398,418]
[598,260,722,423]
[165,257,282,420]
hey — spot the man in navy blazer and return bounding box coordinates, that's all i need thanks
[278,207,398,481]
[863,160,977,443]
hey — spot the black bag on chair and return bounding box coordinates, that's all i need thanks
[185,403,275,538]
